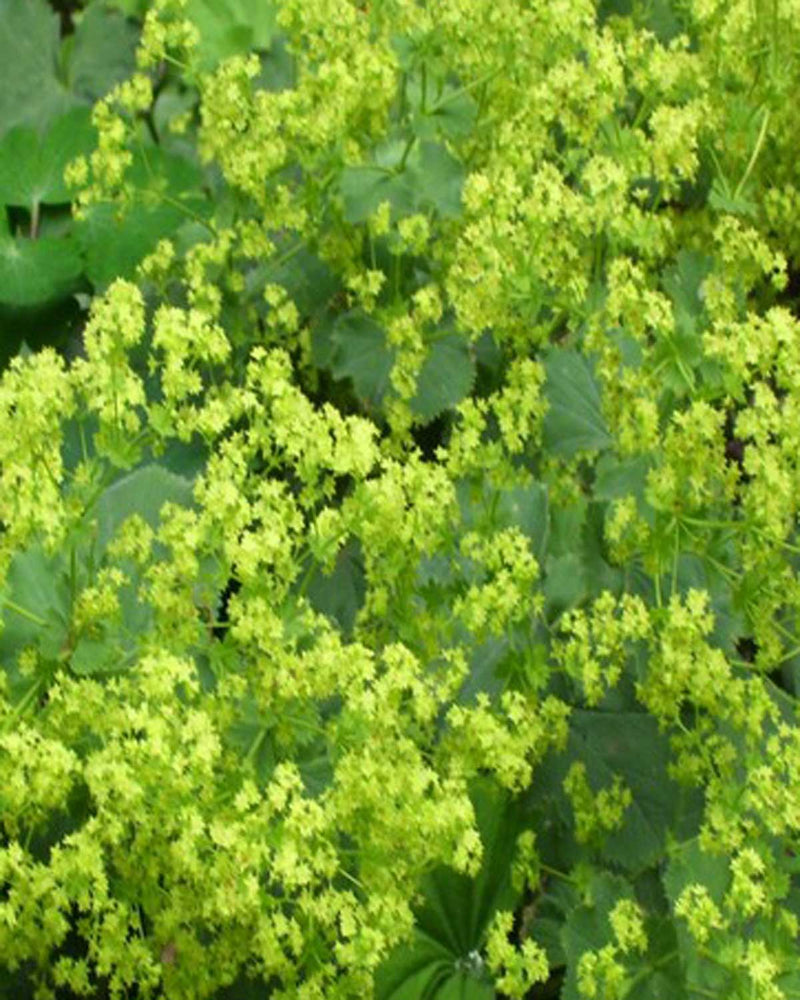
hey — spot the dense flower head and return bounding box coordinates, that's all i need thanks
[4,0,800,995]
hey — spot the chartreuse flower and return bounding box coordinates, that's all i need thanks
[564,761,632,845]
[485,909,549,998]
[6,0,800,995]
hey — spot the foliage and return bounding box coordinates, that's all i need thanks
[2,0,800,998]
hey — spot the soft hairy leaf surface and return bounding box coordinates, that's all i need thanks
[0,108,95,207]
[542,348,612,458]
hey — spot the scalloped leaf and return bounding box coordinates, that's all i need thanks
[0,219,83,307]
[93,462,195,551]
[0,107,95,207]
[65,3,139,103]
[561,872,634,1000]
[186,0,277,69]
[0,546,70,697]
[375,780,524,1000]
[339,139,465,224]
[329,310,394,406]
[0,0,75,138]
[412,333,475,421]
[662,840,733,996]
[75,146,208,288]
[542,349,611,458]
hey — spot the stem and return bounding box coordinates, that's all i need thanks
[680,515,743,530]
[733,107,770,199]
[29,200,40,240]
[336,865,367,892]
[539,862,577,885]
[244,726,269,766]
[427,67,502,114]
[397,134,417,172]
[775,643,800,666]
[1,598,48,627]
[670,523,680,597]
[624,950,679,996]
[270,240,306,269]
[681,513,800,556]
[393,249,402,302]
[1,675,48,733]
[133,186,216,235]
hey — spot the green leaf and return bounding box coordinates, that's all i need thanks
[626,918,688,1000]
[593,454,652,504]
[374,937,456,1000]
[186,0,277,69]
[408,141,465,218]
[93,462,195,552]
[0,108,95,207]
[225,695,278,785]
[543,553,586,619]
[412,334,475,421]
[0,0,75,138]
[573,712,703,871]
[534,712,703,874]
[597,0,685,42]
[542,498,623,620]
[662,838,729,913]
[0,228,83,307]
[261,243,339,322]
[581,501,624,599]
[304,540,365,636]
[330,310,394,406]
[77,202,181,288]
[561,872,634,1000]
[542,349,611,458]
[65,3,139,103]
[708,178,758,218]
[75,146,208,288]
[493,480,549,562]
[563,874,689,1000]
[339,139,464,224]
[662,839,734,995]
[105,0,148,15]
[457,637,508,704]
[375,780,524,1000]
[547,499,587,560]
[70,635,133,677]
[662,251,713,340]
[456,476,549,563]
[411,85,478,141]
[339,165,416,225]
[652,250,719,397]
[671,551,745,656]
[0,547,70,700]
[436,974,494,1000]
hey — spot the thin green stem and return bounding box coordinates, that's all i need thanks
[271,240,306,270]
[539,862,577,885]
[2,675,48,734]
[734,107,770,199]
[682,513,800,557]
[671,522,681,598]
[426,67,502,114]
[397,134,417,172]
[2,599,48,628]
[29,200,40,240]
[244,726,269,767]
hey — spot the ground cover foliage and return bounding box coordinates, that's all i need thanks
[3,0,800,996]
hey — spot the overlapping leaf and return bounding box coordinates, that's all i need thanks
[542,349,612,458]
[376,781,525,1000]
